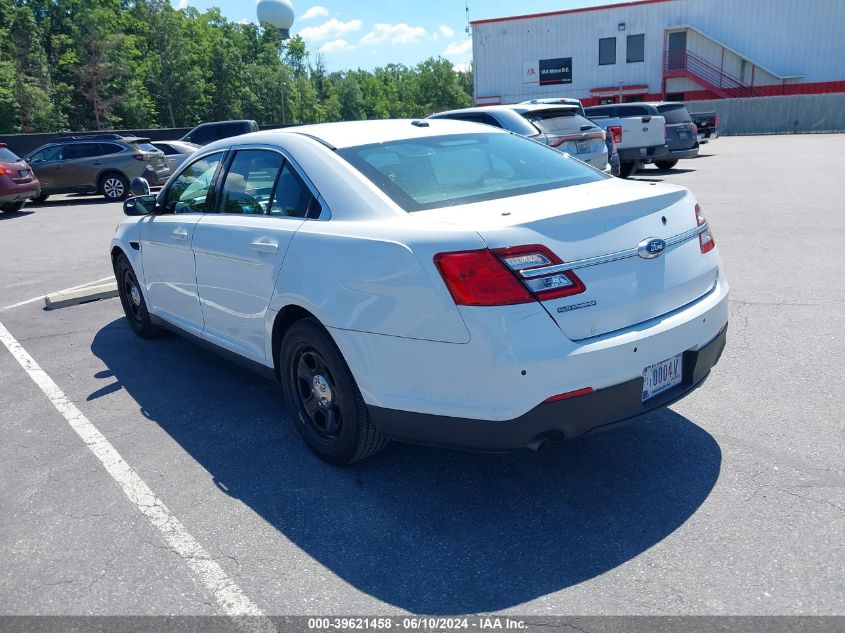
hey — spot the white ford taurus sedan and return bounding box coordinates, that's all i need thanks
[111,119,728,464]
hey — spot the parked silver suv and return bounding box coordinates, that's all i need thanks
[428,104,609,171]
[25,134,171,202]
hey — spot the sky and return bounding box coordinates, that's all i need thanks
[171,0,623,71]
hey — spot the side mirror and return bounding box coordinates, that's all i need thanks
[130,177,151,197]
[123,194,157,216]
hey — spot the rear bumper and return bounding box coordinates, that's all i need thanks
[618,145,670,163]
[142,166,171,186]
[369,324,727,451]
[667,146,700,160]
[0,185,41,204]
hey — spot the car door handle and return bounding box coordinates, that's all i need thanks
[250,238,279,254]
[171,227,189,240]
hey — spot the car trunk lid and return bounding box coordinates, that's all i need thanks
[420,179,718,340]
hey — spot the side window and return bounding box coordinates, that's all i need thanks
[29,146,63,164]
[618,105,649,117]
[98,143,123,156]
[217,150,284,215]
[65,143,99,160]
[269,164,314,218]
[189,125,216,146]
[165,152,224,214]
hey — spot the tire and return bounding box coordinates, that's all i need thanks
[100,172,130,201]
[114,253,165,339]
[655,160,679,171]
[0,201,24,213]
[280,318,388,465]
[619,161,638,178]
[31,194,49,204]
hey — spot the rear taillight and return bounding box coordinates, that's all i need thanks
[434,250,534,306]
[664,124,669,140]
[692,123,699,136]
[435,245,586,307]
[0,166,10,175]
[133,153,151,161]
[607,125,622,145]
[696,204,716,254]
[714,115,718,128]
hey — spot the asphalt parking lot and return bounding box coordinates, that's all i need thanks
[0,134,843,618]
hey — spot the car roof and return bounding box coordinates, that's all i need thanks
[206,119,509,151]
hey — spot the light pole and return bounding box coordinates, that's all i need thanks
[257,0,295,126]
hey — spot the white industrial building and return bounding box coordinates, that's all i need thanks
[471,0,845,106]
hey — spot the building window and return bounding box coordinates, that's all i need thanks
[599,37,616,65]
[627,34,645,63]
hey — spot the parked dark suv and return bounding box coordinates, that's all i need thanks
[180,120,259,146]
[25,134,171,202]
[0,143,41,213]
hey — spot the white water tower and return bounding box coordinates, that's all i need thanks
[257,0,295,126]
[257,0,295,40]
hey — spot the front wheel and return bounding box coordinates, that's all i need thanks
[655,160,679,171]
[100,173,130,201]
[114,253,165,339]
[280,319,388,465]
[0,201,24,213]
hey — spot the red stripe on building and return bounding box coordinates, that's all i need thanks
[470,0,675,26]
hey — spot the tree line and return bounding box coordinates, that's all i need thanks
[0,0,474,134]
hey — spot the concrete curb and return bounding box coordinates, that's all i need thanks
[44,282,119,310]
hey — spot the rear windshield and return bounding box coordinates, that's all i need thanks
[0,147,20,162]
[338,133,605,212]
[657,104,692,123]
[523,111,598,135]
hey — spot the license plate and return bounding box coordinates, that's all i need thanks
[18,169,30,178]
[642,353,683,401]
[576,141,590,153]
[679,132,689,139]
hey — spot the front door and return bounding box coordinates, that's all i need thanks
[192,149,319,363]
[667,31,687,70]
[140,151,225,336]
[26,145,65,192]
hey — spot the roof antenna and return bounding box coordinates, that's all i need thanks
[465,2,471,35]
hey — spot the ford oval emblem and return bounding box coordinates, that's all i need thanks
[637,237,666,259]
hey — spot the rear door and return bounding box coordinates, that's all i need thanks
[192,148,317,363]
[61,143,102,190]
[140,151,225,335]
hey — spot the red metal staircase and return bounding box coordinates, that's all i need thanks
[664,50,759,99]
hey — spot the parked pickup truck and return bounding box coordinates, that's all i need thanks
[692,111,719,143]
[584,104,669,177]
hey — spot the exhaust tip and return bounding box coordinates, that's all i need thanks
[526,437,548,452]
[527,430,565,452]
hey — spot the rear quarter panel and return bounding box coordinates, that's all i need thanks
[268,217,484,344]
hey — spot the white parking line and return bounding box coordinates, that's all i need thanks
[0,317,274,629]
[1,276,115,311]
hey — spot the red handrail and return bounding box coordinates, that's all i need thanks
[664,50,758,98]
